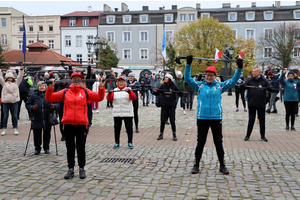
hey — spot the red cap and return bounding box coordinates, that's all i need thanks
[205,66,217,74]
[117,76,126,81]
[71,72,83,79]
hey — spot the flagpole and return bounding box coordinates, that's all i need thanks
[163,23,165,71]
[22,15,26,66]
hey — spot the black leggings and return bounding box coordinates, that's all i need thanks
[160,107,176,133]
[114,117,133,144]
[284,101,298,127]
[132,100,139,129]
[195,119,224,167]
[235,88,246,108]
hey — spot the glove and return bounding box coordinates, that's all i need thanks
[236,58,243,69]
[50,104,55,109]
[186,55,193,65]
[32,105,38,110]
[126,88,131,93]
[109,90,113,94]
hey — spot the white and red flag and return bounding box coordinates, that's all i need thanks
[214,48,223,63]
[238,49,245,59]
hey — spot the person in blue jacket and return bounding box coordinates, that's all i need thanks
[26,81,60,155]
[279,69,300,131]
[184,55,243,175]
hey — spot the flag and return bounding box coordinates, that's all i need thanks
[22,15,26,56]
[238,50,244,59]
[214,48,223,63]
[162,27,166,60]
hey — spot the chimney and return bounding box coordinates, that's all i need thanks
[252,2,256,7]
[122,3,128,11]
[103,4,112,12]
[222,3,231,8]
[88,6,92,13]
[196,3,201,9]
[296,1,300,5]
[236,5,240,8]
[159,7,163,10]
[114,8,118,12]
[275,1,280,7]
[172,5,177,10]
[142,6,148,11]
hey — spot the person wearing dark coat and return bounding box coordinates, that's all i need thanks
[141,73,151,106]
[244,67,274,142]
[150,74,183,141]
[26,81,60,155]
[235,75,246,112]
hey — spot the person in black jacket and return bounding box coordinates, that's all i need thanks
[235,75,246,112]
[244,67,274,142]
[151,74,183,141]
[141,73,151,106]
[26,81,60,155]
[18,70,33,119]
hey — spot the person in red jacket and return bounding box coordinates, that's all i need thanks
[46,73,105,179]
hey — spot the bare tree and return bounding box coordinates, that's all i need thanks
[258,22,300,68]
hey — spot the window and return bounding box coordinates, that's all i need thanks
[87,35,93,43]
[28,40,34,44]
[123,31,131,42]
[69,20,76,26]
[201,13,210,18]
[76,54,82,63]
[48,25,53,32]
[166,31,173,42]
[19,41,23,50]
[295,28,300,39]
[246,12,255,21]
[123,15,131,23]
[106,32,115,42]
[39,40,44,44]
[264,48,272,58]
[123,49,131,60]
[294,47,300,57]
[49,40,54,49]
[76,36,82,47]
[232,29,237,38]
[189,14,195,21]
[19,26,24,32]
[140,49,148,60]
[246,29,255,39]
[66,54,71,59]
[29,26,33,32]
[107,16,115,24]
[294,10,300,19]
[82,19,89,26]
[1,18,6,27]
[264,29,273,39]
[39,25,43,32]
[140,15,148,23]
[65,36,71,47]
[180,14,186,22]
[140,31,148,42]
[1,34,7,45]
[165,14,173,23]
[228,12,237,21]
[264,11,273,20]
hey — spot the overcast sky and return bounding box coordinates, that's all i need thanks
[0,0,296,16]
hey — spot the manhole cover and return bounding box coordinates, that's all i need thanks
[100,158,135,164]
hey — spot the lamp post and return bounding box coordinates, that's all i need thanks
[86,35,107,68]
[262,63,265,75]
[227,46,234,96]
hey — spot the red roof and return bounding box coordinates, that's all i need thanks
[62,11,102,17]
[27,42,49,49]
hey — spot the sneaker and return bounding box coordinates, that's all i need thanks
[261,137,268,142]
[244,136,250,141]
[135,128,139,133]
[128,143,134,149]
[34,150,40,155]
[183,110,186,115]
[266,109,270,114]
[271,109,277,113]
[96,110,99,114]
[181,107,183,111]
[64,168,74,179]
[92,110,94,113]
[191,165,199,174]
[152,102,154,104]
[291,127,296,131]
[79,168,86,179]
[173,133,177,141]
[1,129,6,136]
[14,129,19,135]
[190,108,194,111]
[113,143,120,149]
[236,108,239,112]
[44,149,50,154]
[165,120,170,125]
[286,126,289,130]
[157,133,163,140]
[219,166,229,175]
[244,108,247,112]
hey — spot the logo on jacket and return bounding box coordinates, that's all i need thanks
[78,93,84,99]
[294,83,297,89]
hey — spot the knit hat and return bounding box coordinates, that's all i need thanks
[37,81,46,88]
[128,72,135,77]
[165,73,173,80]
[117,76,126,81]
[44,72,49,77]
[71,72,83,79]
[5,72,15,82]
[288,71,295,76]
[267,71,273,76]
[205,66,217,74]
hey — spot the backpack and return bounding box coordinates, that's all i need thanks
[62,88,88,100]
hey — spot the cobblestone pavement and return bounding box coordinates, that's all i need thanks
[1,93,300,200]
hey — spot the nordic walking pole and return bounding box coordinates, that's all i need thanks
[24,127,32,156]
[53,125,58,156]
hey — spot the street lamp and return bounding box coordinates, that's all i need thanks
[228,46,234,96]
[86,35,107,68]
[262,63,265,74]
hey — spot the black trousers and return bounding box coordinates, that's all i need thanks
[87,102,92,127]
[160,107,176,133]
[64,124,88,169]
[186,91,194,109]
[235,88,246,108]
[107,100,113,107]
[114,117,133,144]
[284,101,298,127]
[18,92,29,119]
[58,102,64,137]
[246,107,266,138]
[33,126,52,151]
[132,100,139,129]
[142,90,149,105]
[195,119,225,167]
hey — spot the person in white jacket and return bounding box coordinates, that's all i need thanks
[92,75,100,113]
[1,66,24,136]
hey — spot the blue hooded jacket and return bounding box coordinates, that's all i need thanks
[279,72,300,102]
[184,65,242,120]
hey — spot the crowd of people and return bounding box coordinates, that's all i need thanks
[1,57,300,179]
